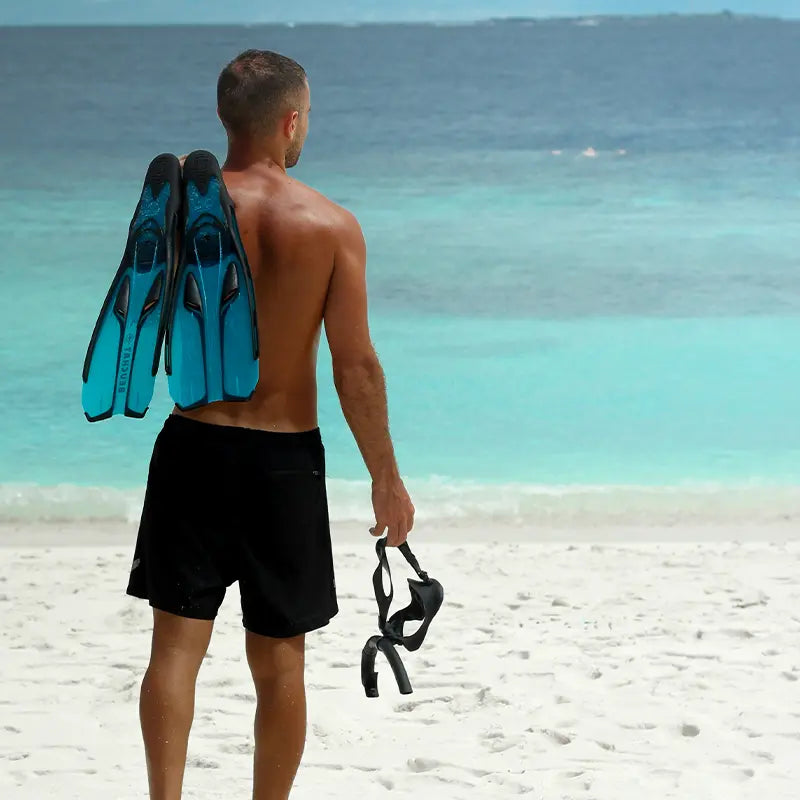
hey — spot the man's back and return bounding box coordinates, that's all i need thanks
[178,164,340,432]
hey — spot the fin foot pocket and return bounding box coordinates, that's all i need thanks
[182,151,217,195]
[191,227,223,267]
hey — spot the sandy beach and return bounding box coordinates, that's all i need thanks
[1,522,799,799]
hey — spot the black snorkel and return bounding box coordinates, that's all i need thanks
[361,538,444,697]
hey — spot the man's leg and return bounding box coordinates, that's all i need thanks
[246,632,307,800]
[139,609,214,800]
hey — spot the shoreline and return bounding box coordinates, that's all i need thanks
[1,519,798,548]
[3,481,800,533]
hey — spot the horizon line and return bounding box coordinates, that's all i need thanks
[3,12,799,28]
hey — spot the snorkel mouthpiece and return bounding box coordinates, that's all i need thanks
[361,635,412,697]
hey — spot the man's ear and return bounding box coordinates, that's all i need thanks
[216,108,229,137]
[284,110,299,139]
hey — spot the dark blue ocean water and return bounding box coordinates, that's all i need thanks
[1,18,799,522]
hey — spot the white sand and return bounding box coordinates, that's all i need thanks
[1,523,799,799]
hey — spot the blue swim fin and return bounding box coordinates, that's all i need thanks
[166,150,259,410]
[82,153,182,421]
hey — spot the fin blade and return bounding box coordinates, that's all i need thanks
[167,150,259,410]
[82,153,182,421]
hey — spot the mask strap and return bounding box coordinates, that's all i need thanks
[372,539,433,633]
[372,537,393,632]
[398,542,430,583]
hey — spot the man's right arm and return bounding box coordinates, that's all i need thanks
[323,210,414,547]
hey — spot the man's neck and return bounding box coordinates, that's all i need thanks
[223,138,286,173]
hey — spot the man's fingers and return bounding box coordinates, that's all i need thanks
[373,510,415,546]
[386,519,411,548]
[384,522,396,547]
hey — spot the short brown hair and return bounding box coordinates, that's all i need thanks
[217,49,307,137]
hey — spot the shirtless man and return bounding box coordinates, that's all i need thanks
[125,49,415,800]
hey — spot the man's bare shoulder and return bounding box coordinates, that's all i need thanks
[288,177,361,235]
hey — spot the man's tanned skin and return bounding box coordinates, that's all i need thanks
[138,53,414,800]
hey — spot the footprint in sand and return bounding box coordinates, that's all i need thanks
[206,677,236,688]
[723,628,755,639]
[407,757,440,773]
[188,757,219,769]
[407,757,490,779]
[312,722,329,741]
[595,740,616,752]
[394,695,451,713]
[480,726,520,754]
[539,728,572,745]
[220,742,253,756]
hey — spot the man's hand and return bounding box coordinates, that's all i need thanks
[370,476,415,548]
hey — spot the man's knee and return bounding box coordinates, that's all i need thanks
[150,609,214,667]
[246,632,305,685]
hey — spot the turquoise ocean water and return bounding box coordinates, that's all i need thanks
[1,18,799,525]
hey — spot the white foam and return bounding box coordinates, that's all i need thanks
[2,480,799,527]
[0,483,145,524]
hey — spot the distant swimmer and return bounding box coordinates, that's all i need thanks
[617,148,628,156]
[582,147,598,158]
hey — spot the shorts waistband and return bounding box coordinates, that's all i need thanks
[163,414,323,448]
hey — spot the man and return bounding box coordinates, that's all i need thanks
[126,49,415,800]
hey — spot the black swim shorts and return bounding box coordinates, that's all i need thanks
[126,414,338,638]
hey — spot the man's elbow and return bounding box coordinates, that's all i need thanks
[332,349,382,389]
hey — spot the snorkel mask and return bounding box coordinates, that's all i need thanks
[361,538,444,697]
